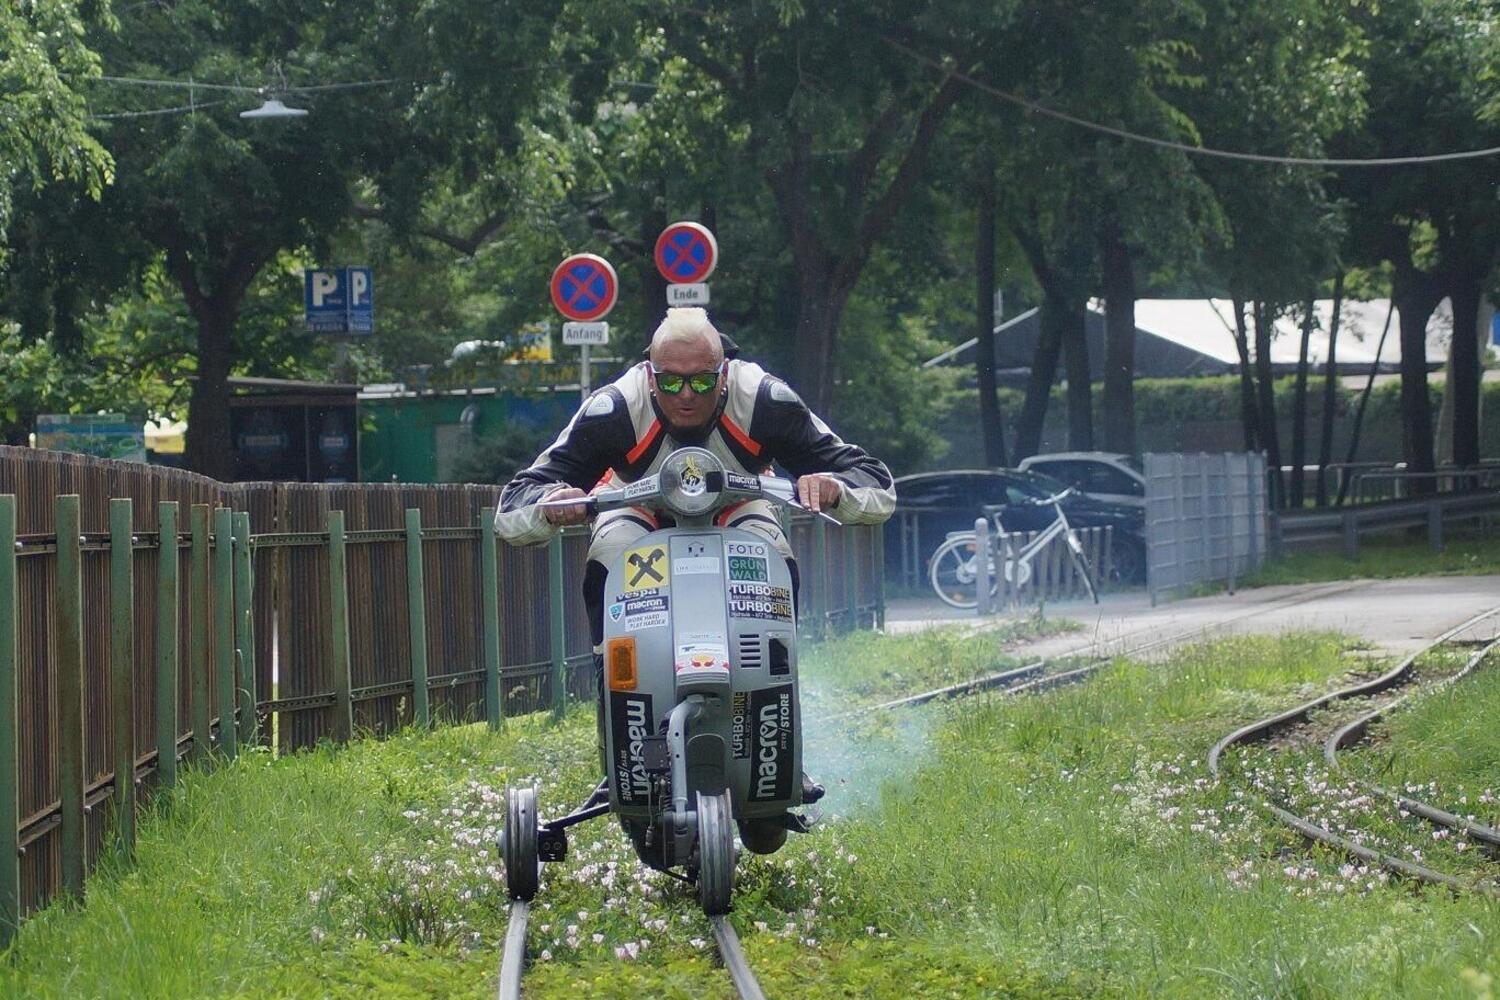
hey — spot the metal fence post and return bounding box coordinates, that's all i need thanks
[1342,508,1358,560]
[189,504,212,762]
[232,512,256,747]
[404,508,431,728]
[872,524,886,630]
[155,502,179,786]
[213,508,237,761]
[1428,500,1443,552]
[55,495,85,898]
[327,509,354,742]
[974,517,991,616]
[481,508,503,731]
[109,498,137,858]
[0,495,18,947]
[1245,453,1261,571]
[548,532,567,722]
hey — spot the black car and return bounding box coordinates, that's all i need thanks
[886,468,1146,586]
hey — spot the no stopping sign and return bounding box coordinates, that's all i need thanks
[550,254,619,322]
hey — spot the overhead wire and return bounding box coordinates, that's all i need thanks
[885,37,1500,167]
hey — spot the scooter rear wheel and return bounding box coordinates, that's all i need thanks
[502,786,539,901]
[696,790,735,915]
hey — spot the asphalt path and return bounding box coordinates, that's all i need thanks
[885,575,1500,659]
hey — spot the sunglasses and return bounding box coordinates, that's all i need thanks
[650,364,722,396]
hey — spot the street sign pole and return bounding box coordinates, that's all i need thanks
[551,255,618,397]
[581,343,591,393]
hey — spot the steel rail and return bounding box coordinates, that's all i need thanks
[1323,635,1500,853]
[833,580,1367,721]
[496,900,529,1000]
[711,915,768,1000]
[1208,604,1500,897]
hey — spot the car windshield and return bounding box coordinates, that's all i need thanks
[1015,470,1071,498]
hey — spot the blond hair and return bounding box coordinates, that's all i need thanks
[649,308,723,363]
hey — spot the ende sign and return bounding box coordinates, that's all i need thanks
[304,267,373,335]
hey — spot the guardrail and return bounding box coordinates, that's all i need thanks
[1272,490,1500,558]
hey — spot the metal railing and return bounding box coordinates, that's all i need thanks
[1272,489,1500,557]
[0,447,882,944]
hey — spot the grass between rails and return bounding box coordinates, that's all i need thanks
[1231,531,1500,589]
[1336,644,1500,831]
[4,629,1500,997]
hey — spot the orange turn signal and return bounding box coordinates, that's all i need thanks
[607,637,638,691]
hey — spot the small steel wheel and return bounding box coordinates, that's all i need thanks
[501,786,539,901]
[696,790,736,915]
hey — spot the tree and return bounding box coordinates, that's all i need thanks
[0,0,112,254]
[1335,0,1500,480]
[649,2,1014,413]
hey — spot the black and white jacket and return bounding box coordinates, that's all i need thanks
[494,359,896,545]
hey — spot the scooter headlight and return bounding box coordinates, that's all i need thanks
[659,447,724,517]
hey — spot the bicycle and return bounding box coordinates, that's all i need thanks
[927,488,1099,609]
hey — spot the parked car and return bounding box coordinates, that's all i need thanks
[886,468,1146,587]
[1017,452,1146,509]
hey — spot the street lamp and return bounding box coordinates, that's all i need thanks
[239,97,308,119]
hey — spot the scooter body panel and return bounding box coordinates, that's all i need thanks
[602,526,802,828]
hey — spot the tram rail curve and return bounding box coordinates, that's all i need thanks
[1207,605,1500,897]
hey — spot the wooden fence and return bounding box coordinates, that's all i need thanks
[0,446,883,942]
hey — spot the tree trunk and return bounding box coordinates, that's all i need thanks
[1448,273,1483,468]
[1014,300,1064,461]
[1338,300,1395,505]
[790,265,857,414]
[1252,302,1284,507]
[1230,297,1260,452]
[183,307,236,481]
[974,164,1006,467]
[1099,219,1137,455]
[1316,273,1344,506]
[1290,297,1314,508]
[1061,299,1092,450]
[641,181,667,337]
[1391,262,1443,492]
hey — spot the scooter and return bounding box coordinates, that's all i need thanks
[498,447,827,915]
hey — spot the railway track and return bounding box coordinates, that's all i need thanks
[496,900,767,1000]
[1208,604,1500,896]
[492,579,1404,996]
[832,579,1369,720]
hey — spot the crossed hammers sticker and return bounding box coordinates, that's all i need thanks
[627,547,666,588]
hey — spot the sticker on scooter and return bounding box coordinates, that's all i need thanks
[625,595,668,615]
[748,685,795,802]
[728,582,793,621]
[625,611,669,631]
[609,691,655,806]
[673,555,720,575]
[675,637,729,673]
[608,602,624,621]
[624,545,668,591]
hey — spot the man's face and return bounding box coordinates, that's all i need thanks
[649,334,724,433]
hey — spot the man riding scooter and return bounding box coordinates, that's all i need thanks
[494,307,895,850]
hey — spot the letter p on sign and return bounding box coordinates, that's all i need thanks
[312,270,339,307]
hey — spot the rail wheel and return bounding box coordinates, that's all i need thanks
[696,790,735,915]
[501,785,539,901]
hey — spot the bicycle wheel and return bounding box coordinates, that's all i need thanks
[928,534,995,610]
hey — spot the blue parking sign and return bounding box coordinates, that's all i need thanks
[304,267,374,335]
[348,267,373,334]
[1491,312,1499,348]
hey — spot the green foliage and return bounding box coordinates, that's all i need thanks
[1234,532,1500,588]
[0,0,113,254]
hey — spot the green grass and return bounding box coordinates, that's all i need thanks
[5,630,1500,997]
[1337,645,1500,829]
[1232,531,1500,589]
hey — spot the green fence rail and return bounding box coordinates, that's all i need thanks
[0,447,883,945]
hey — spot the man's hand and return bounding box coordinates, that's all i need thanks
[796,474,843,514]
[541,486,591,525]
